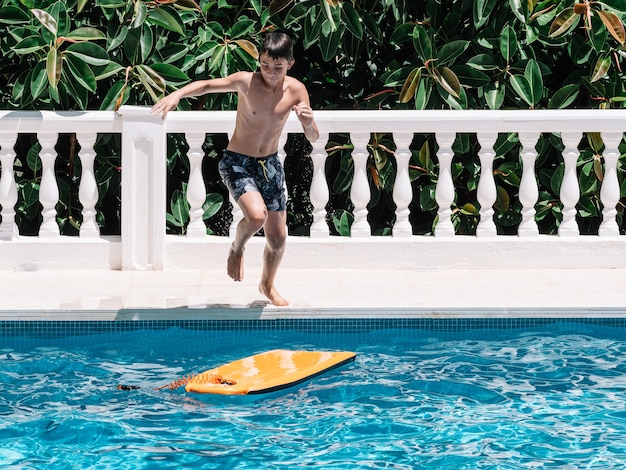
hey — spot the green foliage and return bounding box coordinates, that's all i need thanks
[1,0,625,236]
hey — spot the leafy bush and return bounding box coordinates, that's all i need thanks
[1,0,625,235]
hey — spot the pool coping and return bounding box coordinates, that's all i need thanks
[0,267,624,320]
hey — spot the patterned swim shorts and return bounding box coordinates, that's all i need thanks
[218,150,286,212]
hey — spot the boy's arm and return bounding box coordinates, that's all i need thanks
[151,72,247,119]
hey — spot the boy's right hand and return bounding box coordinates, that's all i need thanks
[151,93,181,119]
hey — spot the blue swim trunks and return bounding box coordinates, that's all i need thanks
[218,150,287,212]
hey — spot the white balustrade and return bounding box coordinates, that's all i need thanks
[0,132,18,240]
[559,132,582,237]
[38,133,60,238]
[518,132,540,236]
[476,132,498,237]
[309,132,330,237]
[349,132,371,237]
[599,132,623,237]
[77,132,100,238]
[185,132,209,238]
[0,107,624,271]
[392,132,414,237]
[434,132,456,237]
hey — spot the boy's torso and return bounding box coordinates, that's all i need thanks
[227,72,301,158]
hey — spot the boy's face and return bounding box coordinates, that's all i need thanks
[259,52,293,88]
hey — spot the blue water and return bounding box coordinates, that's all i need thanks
[2,321,626,469]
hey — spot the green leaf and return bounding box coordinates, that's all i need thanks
[207,43,227,72]
[548,8,578,38]
[452,65,491,88]
[412,25,432,63]
[94,62,124,80]
[390,23,415,45]
[64,54,96,92]
[500,25,517,62]
[437,40,470,66]
[466,54,500,71]
[399,67,422,104]
[96,0,128,8]
[46,47,62,90]
[473,0,498,29]
[524,59,543,105]
[483,83,506,109]
[319,24,343,62]
[433,66,461,98]
[99,80,127,110]
[65,27,106,41]
[147,6,185,35]
[598,0,626,15]
[65,42,110,66]
[508,0,527,24]
[0,6,31,24]
[227,17,255,39]
[547,84,579,108]
[202,193,224,220]
[320,0,338,32]
[414,78,431,110]
[340,2,363,39]
[150,63,190,84]
[136,64,165,92]
[29,60,48,100]
[510,74,533,107]
[590,54,611,82]
[31,8,57,36]
[131,0,147,29]
[12,35,47,54]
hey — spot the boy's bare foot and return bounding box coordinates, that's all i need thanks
[259,283,289,306]
[227,246,244,281]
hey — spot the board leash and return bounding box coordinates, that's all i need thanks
[117,372,236,391]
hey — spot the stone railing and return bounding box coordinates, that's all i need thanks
[0,107,624,271]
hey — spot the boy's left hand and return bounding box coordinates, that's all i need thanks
[293,102,314,127]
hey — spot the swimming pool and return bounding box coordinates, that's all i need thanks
[2,318,626,469]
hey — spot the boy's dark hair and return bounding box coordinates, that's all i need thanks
[261,32,293,61]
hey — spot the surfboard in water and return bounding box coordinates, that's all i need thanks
[184,349,356,395]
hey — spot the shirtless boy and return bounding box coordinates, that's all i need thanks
[151,32,319,306]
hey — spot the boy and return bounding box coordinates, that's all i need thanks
[151,32,319,306]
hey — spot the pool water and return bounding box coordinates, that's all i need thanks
[2,320,626,469]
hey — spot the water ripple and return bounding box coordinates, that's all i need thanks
[2,329,626,468]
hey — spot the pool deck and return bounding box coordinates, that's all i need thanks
[0,266,624,320]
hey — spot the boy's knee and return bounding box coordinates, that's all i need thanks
[265,231,286,251]
[246,208,268,230]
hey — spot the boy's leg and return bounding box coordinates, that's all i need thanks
[228,191,268,282]
[259,210,288,306]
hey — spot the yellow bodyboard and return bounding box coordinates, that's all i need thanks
[185,349,356,395]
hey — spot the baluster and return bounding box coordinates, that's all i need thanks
[0,133,18,240]
[310,131,329,237]
[434,132,456,237]
[277,133,288,211]
[559,132,582,236]
[476,132,498,237]
[518,132,540,236]
[349,132,371,237]
[185,132,208,237]
[76,132,99,238]
[277,133,288,167]
[392,132,414,237]
[598,132,623,237]
[226,132,243,238]
[38,133,60,238]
